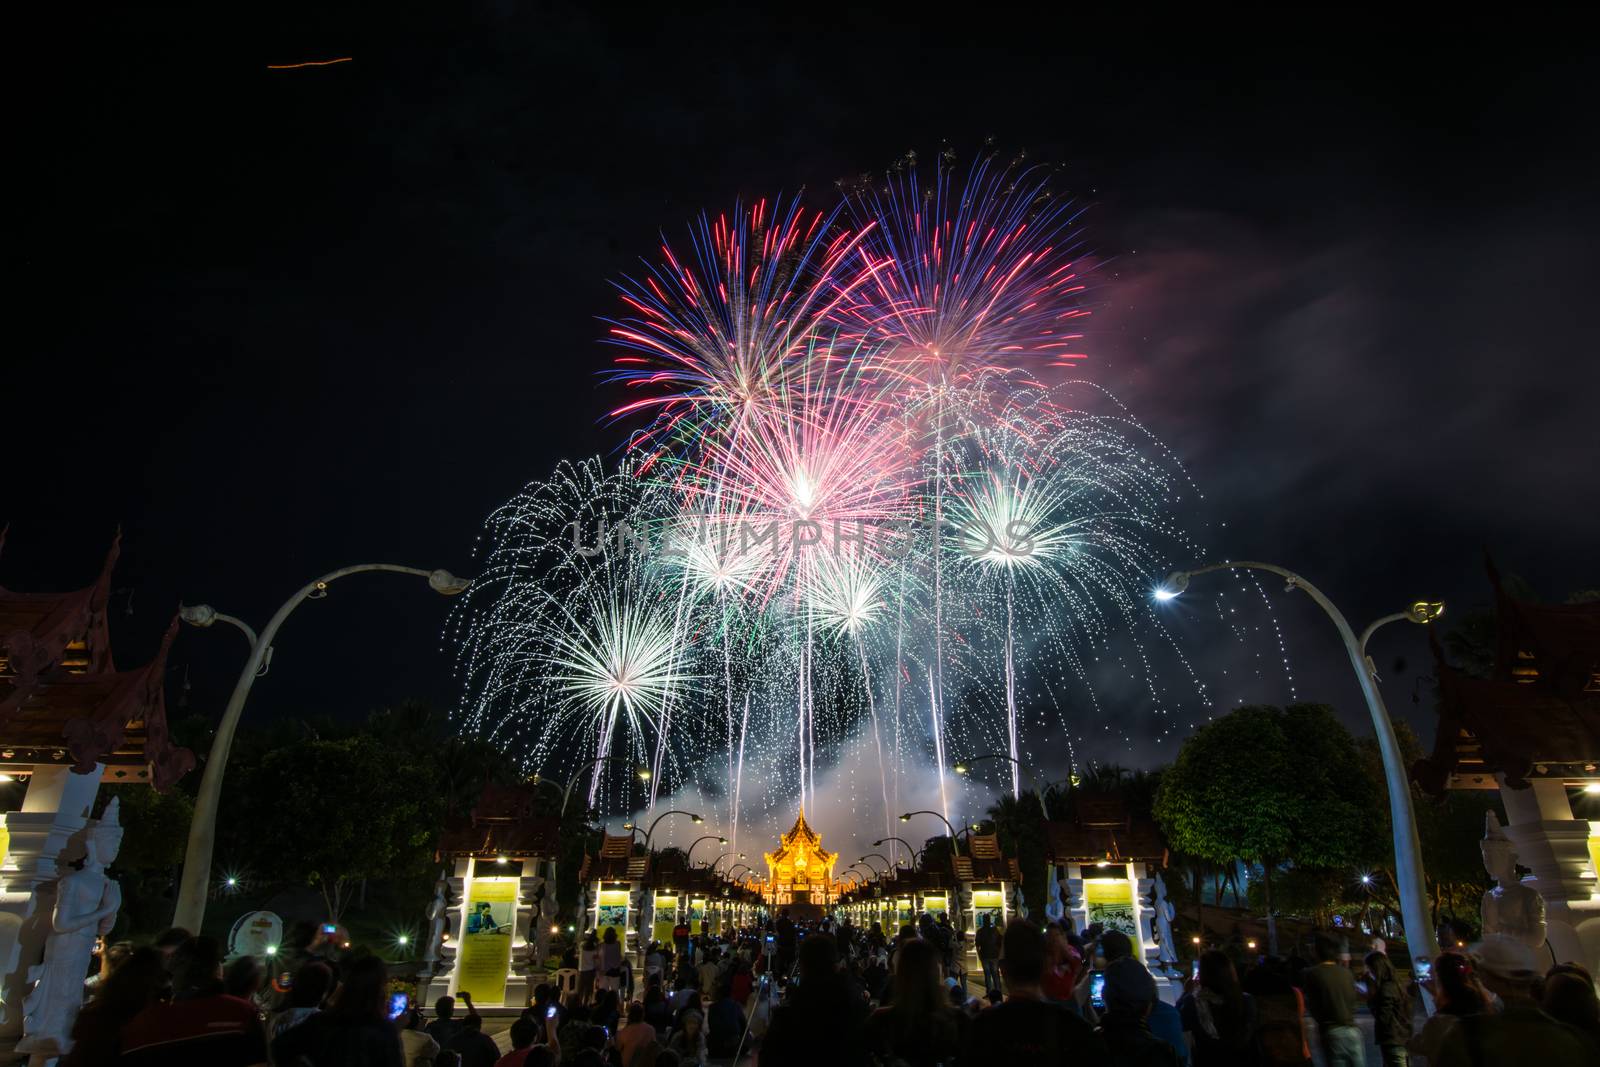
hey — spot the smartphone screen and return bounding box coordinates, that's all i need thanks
[1414,959,1432,981]
[1089,971,1106,1008]
[321,923,338,935]
[387,992,408,1020]
[546,1004,559,1019]
[1190,959,1200,980]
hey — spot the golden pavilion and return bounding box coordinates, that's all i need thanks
[763,808,839,908]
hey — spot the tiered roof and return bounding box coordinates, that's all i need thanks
[435,782,562,859]
[1044,792,1167,865]
[0,531,193,790]
[1413,561,1600,794]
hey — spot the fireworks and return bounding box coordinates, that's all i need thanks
[453,151,1289,840]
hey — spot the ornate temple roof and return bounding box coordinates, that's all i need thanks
[763,806,838,868]
[1413,560,1600,794]
[0,531,195,790]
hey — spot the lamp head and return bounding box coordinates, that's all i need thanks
[1154,571,1190,601]
[179,603,217,627]
[953,761,970,776]
[898,813,911,823]
[623,822,635,831]
[690,814,704,824]
[1406,600,1445,624]
[636,767,652,782]
[428,569,472,595]
[718,837,728,844]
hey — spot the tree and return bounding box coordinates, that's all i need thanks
[236,734,443,921]
[1154,704,1376,952]
[1356,720,1500,930]
[985,791,1049,912]
[96,784,195,935]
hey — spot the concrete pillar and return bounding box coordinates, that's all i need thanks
[0,766,105,1039]
[1498,777,1600,971]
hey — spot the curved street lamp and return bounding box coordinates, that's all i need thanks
[954,752,1052,820]
[857,854,890,874]
[899,810,965,855]
[546,758,652,816]
[625,809,705,851]
[686,835,728,864]
[848,862,878,882]
[1155,560,1443,961]
[708,851,746,872]
[726,863,753,882]
[173,563,470,933]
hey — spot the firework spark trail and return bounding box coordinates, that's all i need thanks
[450,156,1297,847]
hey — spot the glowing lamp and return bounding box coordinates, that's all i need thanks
[1154,571,1190,601]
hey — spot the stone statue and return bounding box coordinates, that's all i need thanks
[421,876,450,976]
[1153,871,1181,972]
[1044,865,1065,923]
[1480,810,1546,950]
[17,800,124,1061]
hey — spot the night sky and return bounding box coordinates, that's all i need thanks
[11,9,1598,791]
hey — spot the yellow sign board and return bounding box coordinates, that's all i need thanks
[456,876,517,1004]
[652,893,681,946]
[597,889,629,943]
[1084,879,1136,937]
[972,888,1004,930]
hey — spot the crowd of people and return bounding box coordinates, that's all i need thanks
[46,908,1600,1066]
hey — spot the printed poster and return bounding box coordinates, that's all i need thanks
[456,876,517,1004]
[1085,879,1137,936]
[596,889,629,943]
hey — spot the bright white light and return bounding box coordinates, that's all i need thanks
[1585,783,1600,795]
[397,934,409,946]
[1153,587,1180,601]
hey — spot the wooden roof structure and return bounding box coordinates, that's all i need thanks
[1413,561,1600,794]
[0,531,194,790]
[1044,792,1168,865]
[434,782,562,860]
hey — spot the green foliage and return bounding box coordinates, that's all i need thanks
[1154,704,1373,873]
[104,784,194,872]
[984,791,1049,912]
[238,734,442,920]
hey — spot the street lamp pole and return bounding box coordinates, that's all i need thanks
[626,809,705,851]
[173,564,470,933]
[1156,561,1443,962]
[899,810,965,855]
[558,759,652,816]
[872,837,920,865]
[859,853,894,873]
[686,835,727,865]
[954,753,1052,820]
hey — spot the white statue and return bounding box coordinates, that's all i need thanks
[17,800,124,1060]
[422,876,450,975]
[1153,871,1181,972]
[1480,811,1546,951]
[1044,865,1065,923]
